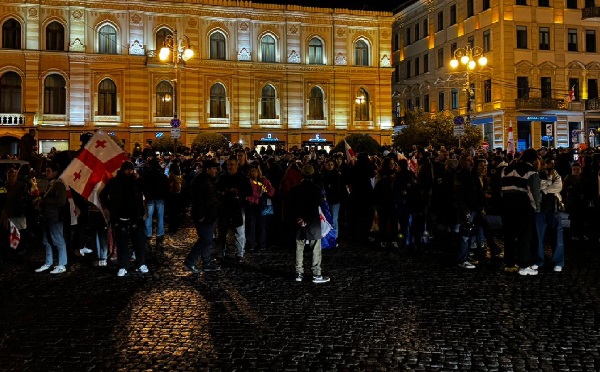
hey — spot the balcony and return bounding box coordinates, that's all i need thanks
[586,98,600,110]
[515,98,565,110]
[0,114,25,125]
[582,7,600,19]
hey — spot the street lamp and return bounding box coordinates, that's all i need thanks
[159,30,194,157]
[449,45,487,147]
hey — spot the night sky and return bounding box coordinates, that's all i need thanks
[257,0,397,12]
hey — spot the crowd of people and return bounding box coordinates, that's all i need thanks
[1,138,599,280]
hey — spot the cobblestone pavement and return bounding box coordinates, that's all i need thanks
[1,219,600,371]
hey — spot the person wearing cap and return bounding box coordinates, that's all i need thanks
[100,161,148,277]
[183,159,221,273]
[288,164,330,283]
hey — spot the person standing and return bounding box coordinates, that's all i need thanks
[501,149,541,275]
[34,163,68,274]
[245,164,275,251]
[289,164,330,284]
[184,159,221,273]
[100,161,148,277]
[142,159,169,249]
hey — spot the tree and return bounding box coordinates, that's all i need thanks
[192,132,229,151]
[392,110,482,153]
[332,133,380,155]
[151,136,183,154]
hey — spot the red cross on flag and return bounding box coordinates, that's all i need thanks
[344,139,355,163]
[9,220,20,249]
[59,131,129,211]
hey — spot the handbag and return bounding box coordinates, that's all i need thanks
[260,196,274,216]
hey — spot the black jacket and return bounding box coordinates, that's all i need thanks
[142,167,170,201]
[100,171,145,222]
[289,179,322,240]
[190,172,219,223]
[321,169,344,205]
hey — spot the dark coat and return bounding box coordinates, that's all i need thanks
[190,172,219,223]
[321,169,344,205]
[215,171,252,227]
[142,166,170,201]
[289,179,322,240]
[40,179,67,223]
[100,171,146,222]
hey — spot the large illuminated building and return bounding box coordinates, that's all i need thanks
[0,0,393,155]
[393,0,600,150]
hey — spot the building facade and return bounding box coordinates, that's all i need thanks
[393,0,600,150]
[0,0,393,155]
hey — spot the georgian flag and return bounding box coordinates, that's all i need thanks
[344,139,355,163]
[59,131,129,212]
[9,220,20,249]
[507,120,516,156]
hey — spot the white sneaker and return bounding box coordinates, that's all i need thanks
[117,268,127,277]
[137,265,149,274]
[553,266,563,272]
[531,264,540,270]
[391,242,399,248]
[98,260,107,267]
[458,261,476,269]
[35,264,51,273]
[81,247,93,255]
[50,265,66,274]
[518,266,538,276]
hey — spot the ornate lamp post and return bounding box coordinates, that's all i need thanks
[159,30,194,157]
[449,45,487,147]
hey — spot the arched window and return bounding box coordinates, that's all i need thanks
[156,81,173,117]
[355,87,369,121]
[210,83,227,118]
[210,32,226,60]
[2,19,21,49]
[98,24,117,54]
[0,72,21,113]
[354,39,369,66]
[98,79,117,116]
[44,75,66,115]
[261,85,276,119]
[308,38,324,65]
[308,86,324,120]
[261,35,276,63]
[46,21,65,51]
[156,28,172,52]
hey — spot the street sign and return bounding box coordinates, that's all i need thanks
[546,124,553,136]
[453,115,465,125]
[454,123,465,137]
[170,127,181,139]
[170,118,181,128]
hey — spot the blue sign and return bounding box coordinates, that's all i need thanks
[260,133,280,142]
[308,134,327,142]
[516,115,558,122]
[517,139,527,152]
[471,117,494,125]
[170,118,181,128]
[453,116,465,125]
[156,132,164,138]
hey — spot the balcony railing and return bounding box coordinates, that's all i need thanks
[0,114,25,125]
[515,98,565,110]
[586,98,600,110]
[582,7,600,19]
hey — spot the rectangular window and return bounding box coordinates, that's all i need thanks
[539,0,549,6]
[589,78,598,99]
[415,57,420,76]
[406,99,413,111]
[467,0,474,17]
[568,29,578,51]
[406,28,411,45]
[516,26,528,49]
[424,95,430,112]
[539,27,550,50]
[483,0,490,10]
[468,36,475,48]
[394,64,400,83]
[541,77,552,98]
[406,61,411,78]
[437,11,444,32]
[416,97,421,109]
[483,30,491,52]
[415,24,420,40]
[424,53,429,73]
[439,91,445,111]
[393,32,400,51]
[450,5,457,25]
[451,43,458,57]
[451,89,459,109]
[569,78,580,101]
[517,76,530,98]
[567,0,578,7]
[438,48,444,68]
[484,79,492,103]
[423,19,428,37]
[586,29,596,52]
[516,0,527,5]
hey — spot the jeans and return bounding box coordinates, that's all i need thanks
[113,218,146,270]
[145,199,165,238]
[245,205,267,249]
[186,220,216,266]
[216,209,245,257]
[455,211,485,263]
[534,211,565,267]
[329,203,340,240]
[90,211,109,260]
[502,206,535,267]
[42,221,67,266]
[295,239,322,276]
